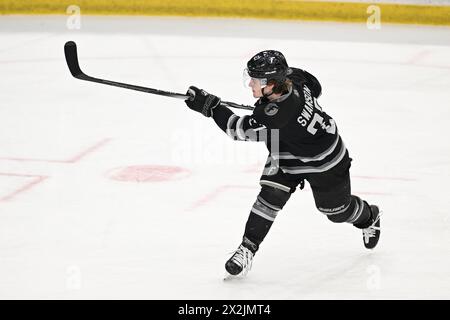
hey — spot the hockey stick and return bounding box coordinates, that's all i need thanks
[64,41,254,111]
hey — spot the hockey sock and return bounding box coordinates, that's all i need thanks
[351,199,373,229]
[243,212,273,253]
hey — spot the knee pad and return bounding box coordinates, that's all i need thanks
[251,185,291,222]
[324,196,365,224]
[316,200,353,223]
[258,185,291,211]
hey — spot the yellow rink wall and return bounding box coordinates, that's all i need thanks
[1,0,449,26]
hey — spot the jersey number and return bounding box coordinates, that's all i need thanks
[307,114,336,135]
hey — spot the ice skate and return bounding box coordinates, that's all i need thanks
[362,205,382,249]
[224,238,257,279]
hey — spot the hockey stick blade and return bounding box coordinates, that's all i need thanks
[64,41,86,79]
[64,41,254,110]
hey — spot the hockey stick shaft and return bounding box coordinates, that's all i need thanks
[64,41,254,111]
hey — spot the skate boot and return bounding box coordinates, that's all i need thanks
[362,205,381,249]
[225,237,258,277]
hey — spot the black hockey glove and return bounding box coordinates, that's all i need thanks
[185,86,221,118]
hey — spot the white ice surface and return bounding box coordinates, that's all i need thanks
[0,16,449,299]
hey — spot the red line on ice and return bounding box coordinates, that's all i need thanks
[354,191,393,196]
[352,175,416,182]
[407,50,431,65]
[188,184,255,211]
[0,173,48,202]
[66,138,112,163]
[243,165,416,182]
[188,183,394,210]
[0,138,112,164]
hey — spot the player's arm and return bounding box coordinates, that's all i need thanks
[212,104,267,141]
[184,86,267,142]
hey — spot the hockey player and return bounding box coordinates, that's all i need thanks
[184,50,381,277]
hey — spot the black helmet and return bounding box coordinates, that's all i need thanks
[246,50,289,83]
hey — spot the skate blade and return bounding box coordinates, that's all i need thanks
[223,272,248,281]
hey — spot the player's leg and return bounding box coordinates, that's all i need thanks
[307,153,381,248]
[225,162,298,276]
[243,182,292,250]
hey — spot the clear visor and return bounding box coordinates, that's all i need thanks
[243,68,267,88]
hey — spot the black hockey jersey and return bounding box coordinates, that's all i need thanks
[212,68,347,176]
